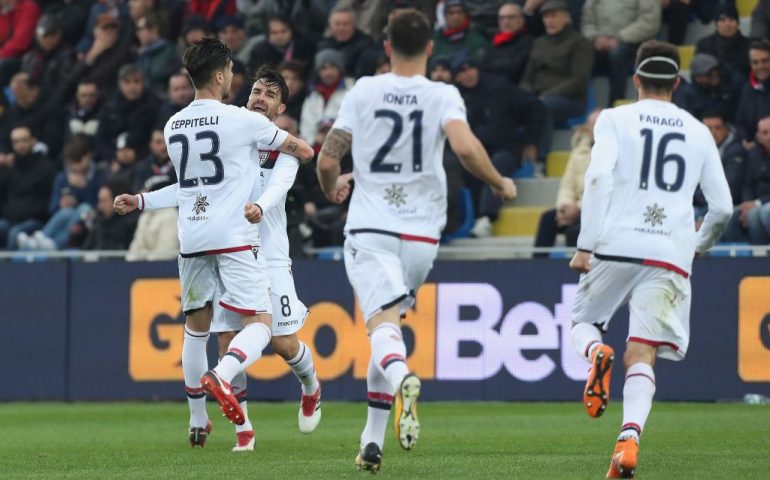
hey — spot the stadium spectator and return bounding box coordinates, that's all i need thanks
[0,73,67,158]
[183,0,236,26]
[582,0,661,105]
[458,0,507,36]
[0,0,41,87]
[278,60,307,122]
[520,1,593,125]
[135,12,180,96]
[248,16,315,77]
[318,6,374,79]
[176,15,208,58]
[429,55,453,83]
[62,14,134,102]
[299,49,354,145]
[736,40,770,145]
[80,179,137,250]
[237,0,327,43]
[42,0,92,47]
[480,2,532,85]
[354,1,418,77]
[432,0,487,62]
[66,80,102,139]
[20,14,75,100]
[126,174,178,261]
[133,129,175,192]
[94,64,159,162]
[672,54,743,122]
[696,4,751,79]
[750,0,770,40]
[521,0,546,37]
[533,109,600,256]
[155,73,194,128]
[215,15,258,66]
[108,132,142,190]
[20,134,104,250]
[75,1,130,55]
[723,116,770,245]
[449,54,547,238]
[0,126,55,250]
[692,112,747,218]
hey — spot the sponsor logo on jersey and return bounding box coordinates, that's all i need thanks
[193,193,209,214]
[738,277,770,381]
[643,203,666,227]
[384,184,407,208]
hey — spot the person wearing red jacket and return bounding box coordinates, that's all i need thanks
[0,0,40,86]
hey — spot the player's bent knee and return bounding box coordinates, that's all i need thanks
[185,302,212,332]
[271,334,300,360]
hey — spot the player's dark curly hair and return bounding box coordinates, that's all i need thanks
[253,64,289,105]
[183,37,232,90]
[635,40,680,94]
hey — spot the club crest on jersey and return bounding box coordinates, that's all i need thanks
[643,203,666,227]
[384,184,407,208]
[193,193,210,214]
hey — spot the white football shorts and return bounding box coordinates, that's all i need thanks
[178,247,271,317]
[572,258,691,361]
[211,265,308,336]
[344,231,438,322]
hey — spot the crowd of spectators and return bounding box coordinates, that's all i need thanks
[0,0,769,258]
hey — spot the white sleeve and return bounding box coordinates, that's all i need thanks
[576,110,618,252]
[695,131,733,253]
[139,183,178,211]
[440,85,468,128]
[246,109,289,148]
[252,153,299,213]
[331,83,357,133]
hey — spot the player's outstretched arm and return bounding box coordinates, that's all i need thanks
[317,128,353,204]
[276,133,314,164]
[445,120,516,201]
[114,184,179,215]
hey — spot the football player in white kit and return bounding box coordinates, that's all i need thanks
[316,10,517,473]
[118,67,325,451]
[113,39,315,443]
[567,41,733,478]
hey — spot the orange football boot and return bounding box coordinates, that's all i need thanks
[606,436,639,478]
[584,344,615,418]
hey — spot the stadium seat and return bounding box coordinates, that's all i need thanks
[678,45,695,71]
[613,98,634,107]
[441,188,475,243]
[711,242,753,257]
[546,151,569,177]
[512,160,535,178]
[738,0,758,17]
[493,206,547,236]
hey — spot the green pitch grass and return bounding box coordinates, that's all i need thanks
[1,402,768,479]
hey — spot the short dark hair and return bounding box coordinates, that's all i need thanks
[253,64,289,104]
[387,10,432,57]
[278,60,306,78]
[118,63,143,81]
[750,39,770,54]
[63,134,92,163]
[267,14,293,31]
[183,37,233,90]
[635,40,680,93]
[700,110,727,124]
[139,12,165,36]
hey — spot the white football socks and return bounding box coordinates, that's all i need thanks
[287,341,319,395]
[231,370,253,433]
[182,326,210,428]
[369,323,409,391]
[619,363,656,442]
[361,357,393,449]
[571,323,603,361]
[213,322,272,383]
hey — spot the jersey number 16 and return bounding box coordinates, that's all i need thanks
[639,128,685,192]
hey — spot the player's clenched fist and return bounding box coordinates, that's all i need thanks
[492,177,517,201]
[244,202,263,223]
[114,194,138,215]
[569,250,592,273]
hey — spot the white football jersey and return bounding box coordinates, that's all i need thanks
[578,99,733,275]
[332,73,467,240]
[250,146,298,267]
[163,100,287,255]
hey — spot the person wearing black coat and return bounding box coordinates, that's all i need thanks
[317,6,374,79]
[81,180,138,250]
[672,54,743,122]
[695,5,751,78]
[248,16,315,76]
[735,40,770,143]
[480,2,533,85]
[0,126,56,249]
